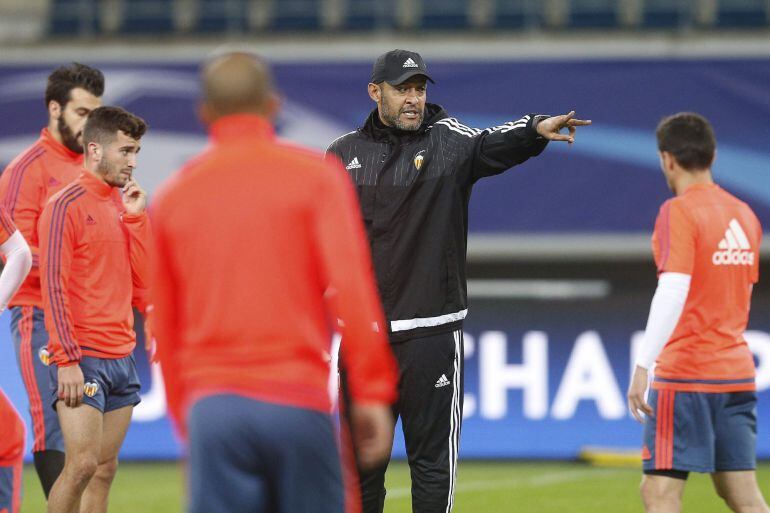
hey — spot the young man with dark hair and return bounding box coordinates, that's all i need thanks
[39,106,150,513]
[0,62,104,497]
[326,49,591,513]
[628,112,768,513]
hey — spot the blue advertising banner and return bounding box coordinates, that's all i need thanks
[1,59,770,233]
[0,59,768,460]
[0,296,768,460]
[456,296,770,459]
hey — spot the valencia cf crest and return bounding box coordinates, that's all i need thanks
[413,150,426,171]
[38,347,51,366]
[84,381,99,398]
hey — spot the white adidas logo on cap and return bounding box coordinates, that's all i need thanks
[403,58,419,68]
[713,218,755,266]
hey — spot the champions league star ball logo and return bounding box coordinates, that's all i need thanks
[84,381,99,398]
[38,347,50,366]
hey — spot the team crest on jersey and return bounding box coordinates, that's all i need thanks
[84,381,99,398]
[38,347,50,366]
[414,150,426,171]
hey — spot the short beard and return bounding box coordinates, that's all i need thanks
[380,102,423,132]
[58,116,83,154]
[96,158,124,188]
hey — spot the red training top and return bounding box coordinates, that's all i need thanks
[651,183,761,392]
[150,114,398,429]
[39,171,151,366]
[0,129,84,307]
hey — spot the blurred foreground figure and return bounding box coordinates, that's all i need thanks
[627,113,768,513]
[150,52,398,513]
[0,206,34,513]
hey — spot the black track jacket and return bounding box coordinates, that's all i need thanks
[326,103,548,341]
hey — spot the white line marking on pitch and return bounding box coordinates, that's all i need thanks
[385,469,617,500]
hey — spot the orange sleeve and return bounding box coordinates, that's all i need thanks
[0,206,17,246]
[1,162,44,268]
[313,161,397,405]
[0,390,24,463]
[121,212,152,290]
[131,286,150,313]
[39,199,80,366]
[147,202,184,435]
[653,200,696,276]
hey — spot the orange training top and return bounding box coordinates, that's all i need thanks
[0,129,84,307]
[651,183,761,392]
[150,114,398,429]
[39,171,151,366]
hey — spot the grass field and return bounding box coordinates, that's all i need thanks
[21,461,770,512]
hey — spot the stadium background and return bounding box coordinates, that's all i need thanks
[0,0,769,466]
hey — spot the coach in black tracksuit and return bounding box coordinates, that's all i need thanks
[327,49,590,513]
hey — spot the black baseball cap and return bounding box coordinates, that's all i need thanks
[371,49,435,86]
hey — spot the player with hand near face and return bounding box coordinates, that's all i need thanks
[39,106,150,513]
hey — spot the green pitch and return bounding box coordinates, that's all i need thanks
[21,461,770,512]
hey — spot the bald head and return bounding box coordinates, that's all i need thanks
[201,52,276,121]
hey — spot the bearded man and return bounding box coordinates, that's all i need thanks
[0,62,104,498]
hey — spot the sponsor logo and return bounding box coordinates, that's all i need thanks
[345,157,362,170]
[713,219,755,266]
[403,58,419,68]
[48,177,60,187]
[86,214,97,226]
[38,347,50,366]
[435,374,451,388]
[414,150,426,171]
[84,381,99,398]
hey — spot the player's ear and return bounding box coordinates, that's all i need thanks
[87,141,101,163]
[368,83,381,103]
[48,100,62,120]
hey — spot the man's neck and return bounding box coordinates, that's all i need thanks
[47,120,64,146]
[84,165,112,186]
[375,111,391,129]
[674,169,713,196]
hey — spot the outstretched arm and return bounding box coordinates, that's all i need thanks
[450,111,591,183]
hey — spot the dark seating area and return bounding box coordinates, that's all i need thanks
[46,0,770,37]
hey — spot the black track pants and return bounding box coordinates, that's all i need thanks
[348,329,464,513]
